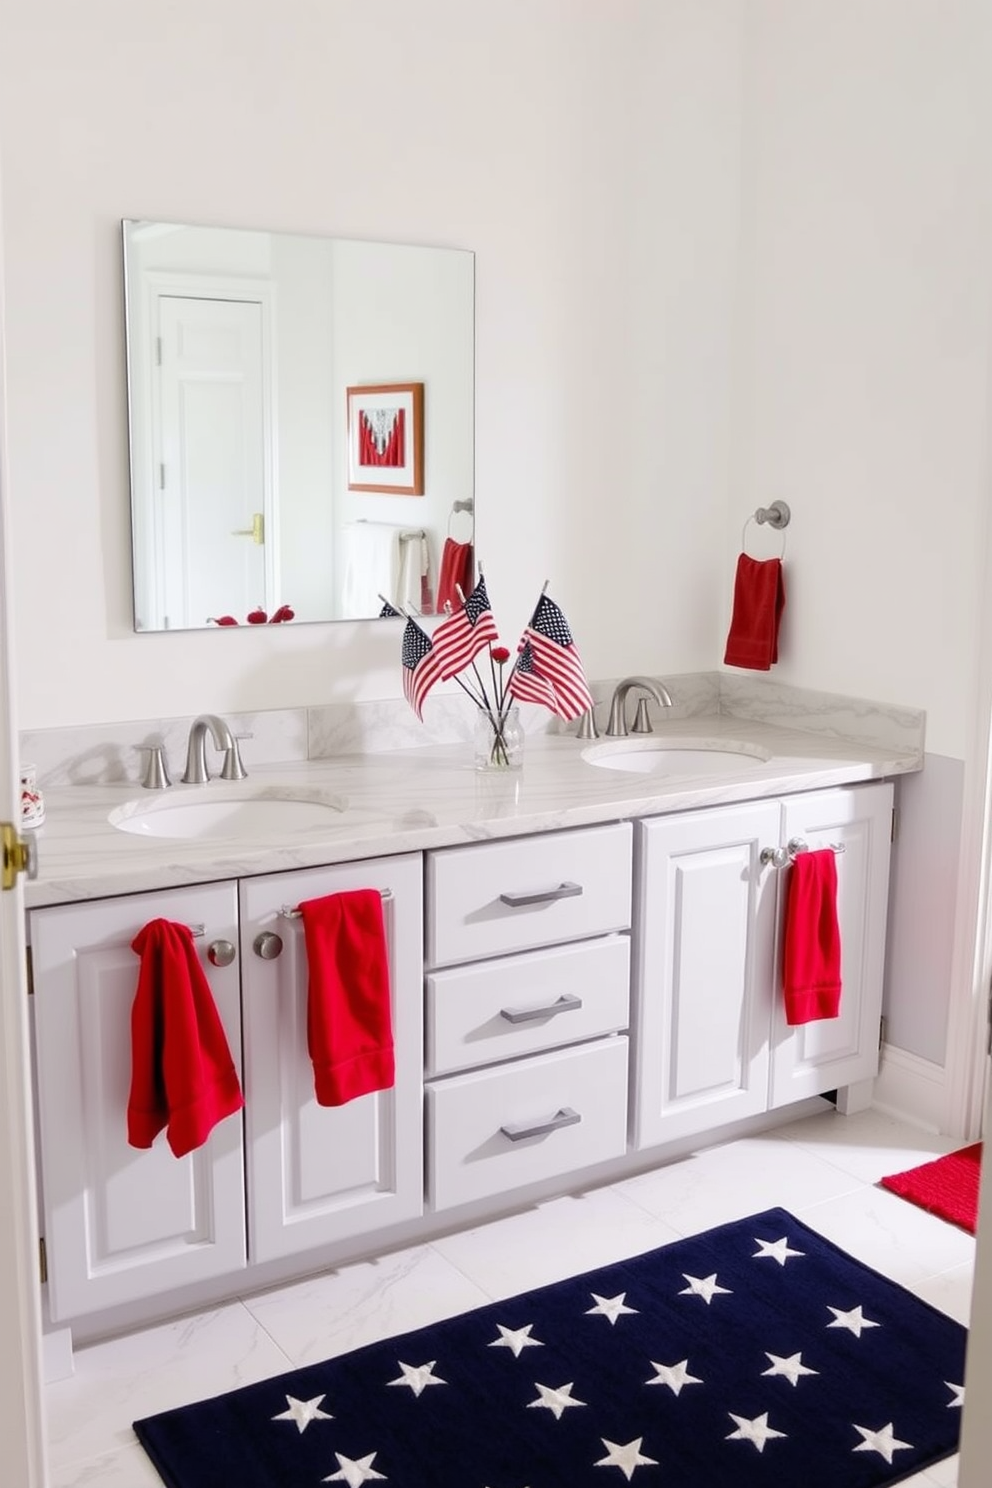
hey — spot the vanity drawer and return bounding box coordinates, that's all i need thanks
[427,1036,629,1211]
[426,822,632,967]
[426,934,630,1076]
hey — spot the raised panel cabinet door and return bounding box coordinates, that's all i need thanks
[30,882,246,1324]
[769,782,894,1107]
[240,853,423,1265]
[631,802,780,1149]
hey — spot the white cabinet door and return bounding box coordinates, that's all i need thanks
[30,882,246,1323]
[632,802,780,1148]
[240,853,423,1264]
[769,782,894,1107]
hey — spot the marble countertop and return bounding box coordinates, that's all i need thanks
[23,714,921,909]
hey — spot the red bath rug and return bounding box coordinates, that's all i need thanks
[880,1143,982,1234]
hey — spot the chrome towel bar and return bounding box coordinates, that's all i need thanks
[280,889,394,919]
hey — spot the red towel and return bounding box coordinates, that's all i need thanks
[783,849,842,1025]
[723,554,785,669]
[127,919,244,1158]
[436,538,474,614]
[299,889,395,1106]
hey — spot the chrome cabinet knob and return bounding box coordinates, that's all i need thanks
[253,931,284,960]
[207,939,236,967]
[759,845,789,869]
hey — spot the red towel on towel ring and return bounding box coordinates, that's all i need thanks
[436,538,474,614]
[127,919,244,1158]
[782,849,842,1025]
[723,554,785,670]
[299,889,395,1106]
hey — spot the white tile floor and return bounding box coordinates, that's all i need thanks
[46,1106,974,1487]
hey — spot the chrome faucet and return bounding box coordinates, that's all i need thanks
[181,714,249,784]
[604,676,674,738]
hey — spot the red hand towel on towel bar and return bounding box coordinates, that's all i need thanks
[723,554,785,669]
[783,849,842,1025]
[299,889,394,1106]
[127,919,244,1158]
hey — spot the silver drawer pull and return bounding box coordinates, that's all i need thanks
[499,993,584,1024]
[498,881,583,909]
[500,1106,582,1142]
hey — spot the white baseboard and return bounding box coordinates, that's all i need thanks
[871,1042,946,1133]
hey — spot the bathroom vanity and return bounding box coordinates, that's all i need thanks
[23,709,912,1349]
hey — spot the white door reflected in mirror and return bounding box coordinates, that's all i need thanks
[122,221,475,632]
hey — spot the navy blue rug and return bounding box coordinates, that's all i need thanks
[134,1207,966,1487]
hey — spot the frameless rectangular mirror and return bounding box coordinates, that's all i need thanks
[122,220,475,631]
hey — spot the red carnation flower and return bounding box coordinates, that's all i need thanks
[491,646,511,665]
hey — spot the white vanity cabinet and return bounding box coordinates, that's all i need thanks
[27,775,898,1342]
[424,823,633,1211]
[239,853,423,1264]
[631,782,894,1149]
[30,853,424,1326]
[769,784,894,1107]
[30,882,246,1324]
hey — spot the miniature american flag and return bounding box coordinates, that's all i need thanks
[507,640,559,712]
[402,619,444,719]
[523,594,594,721]
[431,576,500,681]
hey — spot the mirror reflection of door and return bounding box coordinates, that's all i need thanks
[154,292,272,628]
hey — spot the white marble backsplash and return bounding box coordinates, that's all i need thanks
[19,671,924,788]
[718,676,926,755]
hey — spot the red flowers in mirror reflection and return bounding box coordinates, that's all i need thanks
[207,605,295,626]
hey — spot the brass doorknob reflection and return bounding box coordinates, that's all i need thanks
[2,823,38,890]
[231,513,265,544]
[253,931,284,960]
[207,939,236,967]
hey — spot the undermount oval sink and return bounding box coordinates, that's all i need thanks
[109,790,347,840]
[582,739,771,775]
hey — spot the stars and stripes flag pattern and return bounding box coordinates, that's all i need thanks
[133,1206,967,1488]
[521,593,594,721]
[401,619,445,720]
[431,575,500,681]
[507,640,559,712]
[378,599,402,618]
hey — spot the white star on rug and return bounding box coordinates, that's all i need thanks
[679,1272,732,1304]
[852,1422,913,1463]
[489,1323,544,1357]
[586,1291,638,1324]
[827,1304,881,1337]
[762,1351,818,1386]
[271,1394,333,1432]
[527,1381,587,1419]
[946,1381,966,1409]
[387,1360,446,1397]
[594,1437,658,1479]
[323,1451,386,1486]
[753,1235,805,1266]
[726,1411,788,1452]
[645,1358,703,1396]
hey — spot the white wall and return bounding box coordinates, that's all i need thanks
[0,0,745,728]
[737,0,992,761]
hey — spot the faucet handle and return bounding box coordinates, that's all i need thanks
[220,733,252,781]
[575,705,600,740]
[138,745,172,791]
[632,698,654,734]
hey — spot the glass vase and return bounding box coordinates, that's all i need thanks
[474,705,524,771]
